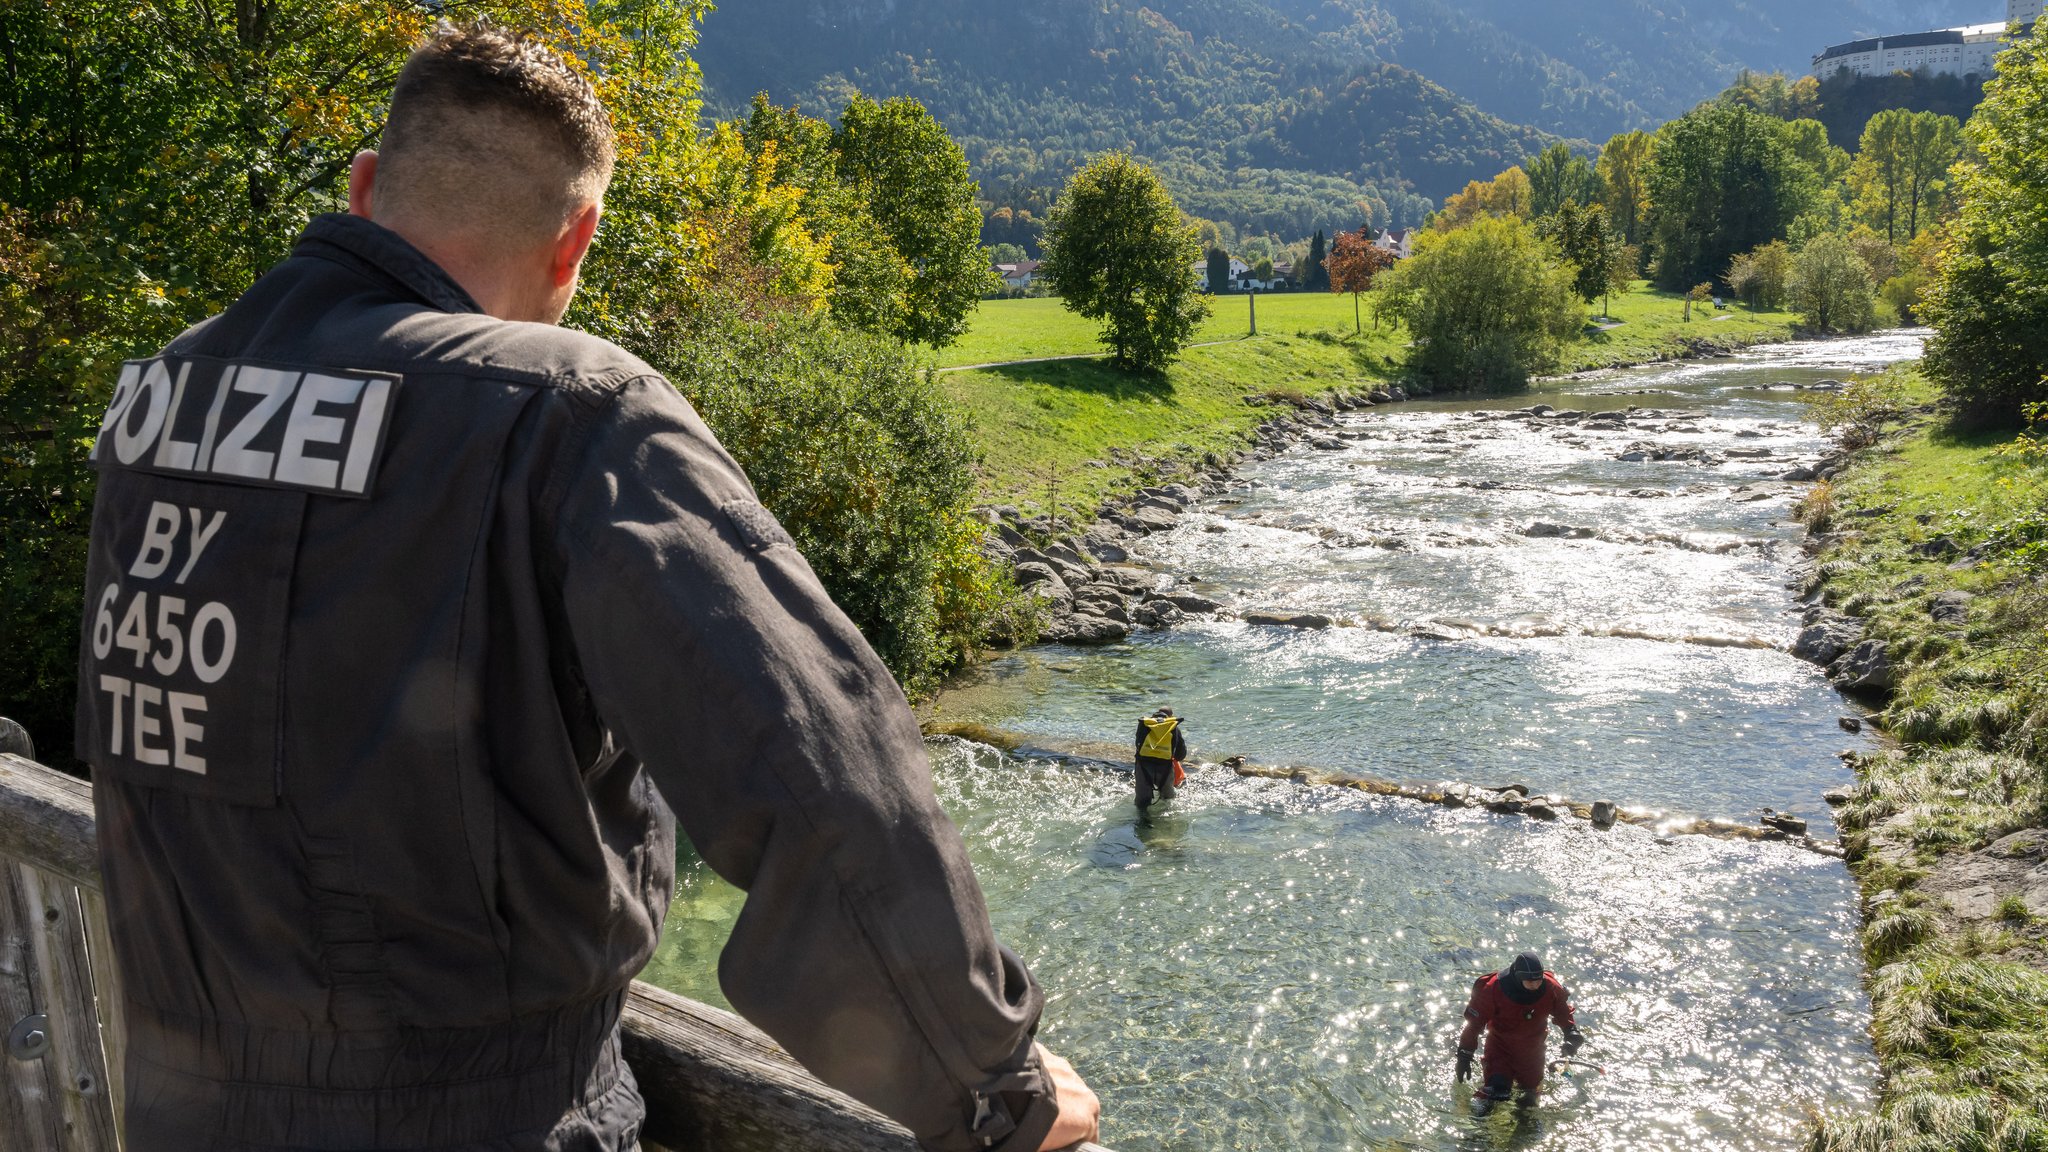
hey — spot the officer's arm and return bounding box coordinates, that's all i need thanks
[1172,726,1187,761]
[554,378,1056,1152]
[1134,722,1146,759]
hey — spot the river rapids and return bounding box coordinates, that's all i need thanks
[645,331,1930,1151]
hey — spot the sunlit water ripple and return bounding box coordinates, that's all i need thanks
[645,332,1927,1151]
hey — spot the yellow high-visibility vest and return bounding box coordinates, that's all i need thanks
[1139,716,1179,759]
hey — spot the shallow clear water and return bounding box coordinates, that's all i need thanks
[645,333,1926,1151]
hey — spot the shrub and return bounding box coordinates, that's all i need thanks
[1791,234,1879,334]
[1806,370,1909,449]
[663,307,1017,693]
[1371,216,1584,391]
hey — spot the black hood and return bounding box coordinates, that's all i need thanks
[1502,952,1546,1004]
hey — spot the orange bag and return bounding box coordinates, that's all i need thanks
[1172,759,1186,787]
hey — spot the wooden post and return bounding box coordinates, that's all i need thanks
[1248,288,1258,336]
[0,752,1114,1152]
[0,755,122,1151]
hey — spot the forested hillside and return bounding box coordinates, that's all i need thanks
[694,0,1975,235]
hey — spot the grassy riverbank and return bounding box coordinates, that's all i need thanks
[942,283,1798,513]
[1802,369,2048,1150]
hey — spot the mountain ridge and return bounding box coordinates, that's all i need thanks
[694,0,1985,235]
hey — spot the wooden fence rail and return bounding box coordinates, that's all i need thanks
[0,752,1109,1152]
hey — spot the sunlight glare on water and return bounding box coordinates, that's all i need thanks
[646,333,1926,1151]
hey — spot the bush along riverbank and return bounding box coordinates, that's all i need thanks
[1791,370,2048,1151]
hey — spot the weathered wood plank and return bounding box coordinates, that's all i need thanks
[14,866,121,1150]
[622,982,1110,1152]
[0,755,99,890]
[0,863,62,1150]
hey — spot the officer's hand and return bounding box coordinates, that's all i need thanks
[1036,1046,1101,1150]
[1561,1029,1585,1058]
[1454,1047,1474,1083]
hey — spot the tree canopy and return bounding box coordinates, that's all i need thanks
[1923,31,2048,427]
[1643,103,1824,290]
[1041,152,1211,373]
[1373,216,1584,391]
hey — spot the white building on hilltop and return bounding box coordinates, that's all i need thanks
[1814,0,2040,82]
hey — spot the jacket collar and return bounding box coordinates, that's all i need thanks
[294,213,484,316]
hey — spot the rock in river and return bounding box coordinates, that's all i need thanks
[1793,613,1861,667]
[1242,610,1333,629]
[1829,639,1896,694]
[1042,613,1130,646]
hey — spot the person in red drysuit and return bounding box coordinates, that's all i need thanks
[1454,951,1586,1109]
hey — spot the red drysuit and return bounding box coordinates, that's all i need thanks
[1457,970,1577,1098]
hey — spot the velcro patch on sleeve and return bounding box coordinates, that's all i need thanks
[722,499,795,553]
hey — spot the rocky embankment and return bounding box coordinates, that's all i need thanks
[978,385,1407,645]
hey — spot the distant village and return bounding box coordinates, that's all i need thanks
[991,228,1417,297]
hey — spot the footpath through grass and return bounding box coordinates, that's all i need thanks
[1802,369,2048,1152]
[942,284,1798,514]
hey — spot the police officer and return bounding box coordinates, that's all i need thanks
[75,23,1098,1152]
[1453,951,1586,1111]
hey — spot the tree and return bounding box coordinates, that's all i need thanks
[1254,257,1275,283]
[1544,201,1620,305]
[1527,143,1599,219]
[1923,31,2048,427]
[990,243,1027,264]
[1207,247,1233,294]
[1597,131,1655,249]
[1850,109,1962,243]
[1326,230,1397,332]
[1880,229,1943,325]
[1040,152,1211,373]
[832,95,997,347]
[1789,234,1877,334]
[1726,241,1793,310]
[1603,244,1641,316]
[1372,216,1584,390]
[1684,282,1713,321]
[1645,103,1824,291]
[1719,70,1823,122]
[1305,230,1330,290]
[741,96,910,332]
[1436,166,1534,230]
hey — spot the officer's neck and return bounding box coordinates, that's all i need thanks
[389,226,565,325]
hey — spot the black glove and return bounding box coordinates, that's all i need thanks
[1455,1048,1475,1082]
[1561,1028,1585,1058]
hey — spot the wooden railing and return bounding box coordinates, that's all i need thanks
[0,752,1108,1152]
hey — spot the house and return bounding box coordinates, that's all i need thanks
[1374,228,1415,260]
[994,259,1043,290]
[1190,255,1254,289]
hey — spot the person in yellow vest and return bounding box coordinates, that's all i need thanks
[1134,707,1188,820]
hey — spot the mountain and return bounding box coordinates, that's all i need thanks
[693,0,1986,235]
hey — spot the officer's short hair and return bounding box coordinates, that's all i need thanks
[376,23,615,241]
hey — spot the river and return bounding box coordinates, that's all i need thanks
[642,331,1927,1152]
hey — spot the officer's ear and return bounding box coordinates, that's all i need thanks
[348,151,379,220]
[549,202,601,288]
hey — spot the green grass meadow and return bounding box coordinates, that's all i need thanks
[936,284,1801,512]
